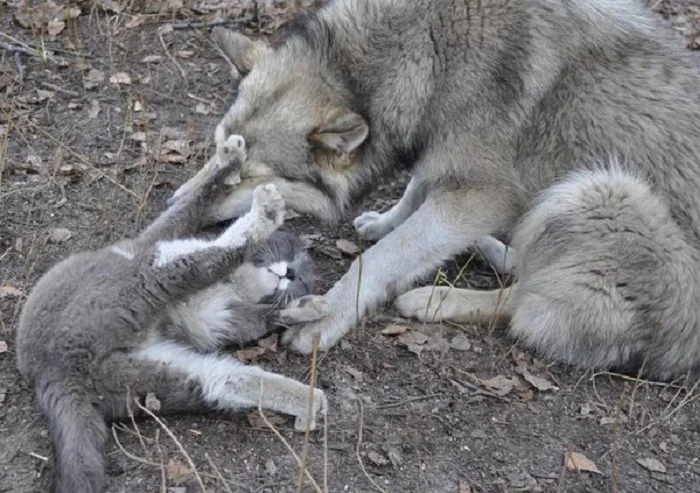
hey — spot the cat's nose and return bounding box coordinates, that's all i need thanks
[286,268,296,281]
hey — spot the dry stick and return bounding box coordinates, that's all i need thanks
[158,28,187,79]
[257,380,323,493]
[125,387,148,455]
[171,16,255,30]
[376,393,442,410]
[323,398,330,493]
[296,335,321,493]
[154,429,167,493]
[39,81,80,97]
[133,399,207,493]
[355,399,389,493]
[112,426,163,469]
[555,449,570,493]
[205,453,234,493]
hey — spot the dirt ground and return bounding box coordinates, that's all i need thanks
[3,1,700,492]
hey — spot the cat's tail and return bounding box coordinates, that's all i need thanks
[36,370,107,493]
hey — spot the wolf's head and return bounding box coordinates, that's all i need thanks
[171,21,371,225]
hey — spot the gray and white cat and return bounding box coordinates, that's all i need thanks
[15,135,328,493]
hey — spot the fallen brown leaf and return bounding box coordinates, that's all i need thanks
[88,99,101,119]
[367,451,389,466]
[565,451,602,475]
[109,72,132,86]
[0,286,22,299]
[83,69,105,90]
[450,334,472,351]
[336,239,360,255]
[235,346,266,362]
[48,227,72,243]
[381,324,408,336]
[165,459,192,485]
[637,457,666,474]
[519,369,558,392]
[483,375,516,396]
[0,341,8,353]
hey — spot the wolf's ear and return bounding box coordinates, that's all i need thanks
[309,110,369,154]
[212,27,269,77]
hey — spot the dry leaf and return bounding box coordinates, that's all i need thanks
[165,459,192,485]
[145,393,161,411]
[520,370,558,392]
[195,102,211,115]
[367,451,389,466]
[109,72,132,86]
[158,23,174,35]
[565,451,602,475]
[88,99,101,119]
[14,238,24,252]
[130,131,147,142]
[450,334,472,351]
[336,239,360,255]
[265,458,277,475]
[141,54,164,64]
[48,228,72,243]
[177,50,194,59]
[343,365,364,382]
[637,457,666,474]
[397,330,429,356]
[47,20,65,36]
[381,324,408,336]
[258,334,278,352]
[0,341,8,353]
[460,480,472,493]
[133,101,143,112]
[0,286,22,299]
[235,346,266,362]
[161,140,189,155]
[36,89,54,101]
[483,375,515,396]
[125,15,147,29]
[83,69,105,90]
[318,245,343,260]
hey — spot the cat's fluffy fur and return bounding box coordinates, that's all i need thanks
[16,135,328,493]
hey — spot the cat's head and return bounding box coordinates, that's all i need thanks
[231,229,314,306]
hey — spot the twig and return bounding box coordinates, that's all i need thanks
[376,393,442,410]
[355,399,388,493]
[133,399,207,493]
[205,453,234,493]
[170,16,254,31]
[296,335,320,493]
[111,426,163,468]
[257,381,323,493]
[28,452,49,462]
[155,430,167,493]
[40,81,80,97]
[158,29,187,79]
[14,52,25,82]
[0,40,37,57]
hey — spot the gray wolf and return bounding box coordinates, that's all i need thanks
[171,0,700,380]
[16,135,327,493]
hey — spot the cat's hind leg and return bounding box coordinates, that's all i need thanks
[132,340,326,431]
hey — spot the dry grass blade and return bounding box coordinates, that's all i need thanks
[296,334,321,493]
[257,380,323,493]
[355,399,388,493]
[133,398,207,492]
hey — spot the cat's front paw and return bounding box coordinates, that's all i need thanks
[353,210,393,241]
[280,295,331,324]
[293,388,327,432]
[251,183,285,234]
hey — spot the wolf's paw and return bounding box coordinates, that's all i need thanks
[281,295,330,324]
[293,388,327,432]
[395,286,447,322]
[353,210,394,241]
[249,183,285,236]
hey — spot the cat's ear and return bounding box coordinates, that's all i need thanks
[212,27,269,80]
[309,108,369,154]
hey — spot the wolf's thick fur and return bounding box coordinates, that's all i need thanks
[172,0,700,379]
[17,136,327,493]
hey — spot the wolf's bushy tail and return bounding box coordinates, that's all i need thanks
[37,371,107,493]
